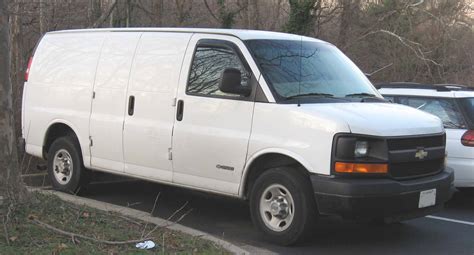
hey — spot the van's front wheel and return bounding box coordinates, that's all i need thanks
[48,136,89,194]
[249,167,317,245]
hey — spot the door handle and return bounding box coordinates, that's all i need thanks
[176,99,184,121]
[128,95,135,116]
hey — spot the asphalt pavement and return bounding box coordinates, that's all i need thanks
[76,175,474,255]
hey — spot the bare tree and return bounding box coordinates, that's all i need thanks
[268,0,283,31]
[92,0,118,28]
[9,0,23,159]
[0,0,27,204]
[284,0,321,36]
[338,0,360,47]
[88,0,102,25]
[249,0,260,29]
[204,0,246,28]
[175,0,192,26]
[153,0,164,26]
[38,0,47,34]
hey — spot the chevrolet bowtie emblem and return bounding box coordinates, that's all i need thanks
[415,148,428,160]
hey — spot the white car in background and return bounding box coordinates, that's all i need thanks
[378,83,474,188]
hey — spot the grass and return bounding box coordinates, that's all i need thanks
[0,192,230,254]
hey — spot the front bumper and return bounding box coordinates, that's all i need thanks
[311,168,455,220]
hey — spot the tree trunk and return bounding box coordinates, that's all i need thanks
[175,0,188,26]
[153,0,163,26]
[249,0,259,29]
[269,0,282,31]
[237,0,249,28]
[9,0,23,158]
[91,0,118,28]
[338,0,360,48]
[39,0,47,34]
[89,0,102,25]
[0,0,27,202]
[125,0,131,27]
[285,0,318,36]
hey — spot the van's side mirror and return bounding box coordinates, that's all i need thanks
[219,68,251,97]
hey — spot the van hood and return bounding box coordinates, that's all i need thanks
[300,102,444,137]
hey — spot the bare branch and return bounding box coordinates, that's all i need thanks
[2,217,10,246]
[367,63,393,76]
[203,0,219,22]
[378,29,441,66]
[91,0,117,28]
[32,218,149,245]
[145,202,191,238]
[408,0,424,8]
[345,29,441,67]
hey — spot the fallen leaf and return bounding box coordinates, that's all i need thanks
[57,243,68,250]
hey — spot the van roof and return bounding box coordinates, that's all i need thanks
[48,27,325,42]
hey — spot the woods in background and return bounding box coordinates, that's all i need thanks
[9,1,474,81]
[5,0,474,141]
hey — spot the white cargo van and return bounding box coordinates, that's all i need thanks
[22,28,454,245]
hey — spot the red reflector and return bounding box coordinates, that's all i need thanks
[461,130,474,147]
[25,56,33,81]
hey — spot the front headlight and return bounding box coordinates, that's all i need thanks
[333,134,388,175]
[354,141,369,157]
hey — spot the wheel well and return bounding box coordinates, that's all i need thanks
[43,123,78,159]
[243,153,309,199]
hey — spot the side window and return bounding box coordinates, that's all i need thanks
[187,45,250,98]
[399,97,467,129]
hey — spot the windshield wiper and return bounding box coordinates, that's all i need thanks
[344,93,377,98]
[345,92,387,102]
[286,92,335,100]
[443,121,462,129]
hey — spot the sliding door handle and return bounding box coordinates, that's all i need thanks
[128,95,135,116]
[176,99,184,121]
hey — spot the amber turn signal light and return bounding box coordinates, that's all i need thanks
[335,162,388,174]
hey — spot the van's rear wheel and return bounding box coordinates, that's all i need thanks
[249,167,317,245]
[48,136,89,194]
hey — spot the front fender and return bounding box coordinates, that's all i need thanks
[239,148,315,197]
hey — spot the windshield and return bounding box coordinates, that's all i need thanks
[459,97,474,128]
[246,39,380,101]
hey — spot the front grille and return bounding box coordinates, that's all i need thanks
[390,158,444,179]
[387,134,445,179]
[387,135,445,151]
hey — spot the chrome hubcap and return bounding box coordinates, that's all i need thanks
[53,149,73,185]
[260,184,295,232]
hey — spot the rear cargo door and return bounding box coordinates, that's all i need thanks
[122,32,192,182]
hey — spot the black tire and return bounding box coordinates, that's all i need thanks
[249,167,318,245]
[47,136,89,194]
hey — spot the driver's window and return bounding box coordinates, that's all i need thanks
[187,45,250,97]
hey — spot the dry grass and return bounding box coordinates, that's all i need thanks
[0,192,229,255]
